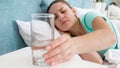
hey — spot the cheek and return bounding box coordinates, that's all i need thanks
[69,14,76,22]
[55,21,60,28]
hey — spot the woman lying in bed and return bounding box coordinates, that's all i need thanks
[43,0,118,66]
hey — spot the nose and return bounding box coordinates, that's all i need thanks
[58,13,64,20]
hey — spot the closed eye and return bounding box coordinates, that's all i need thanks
[61,10,66,13]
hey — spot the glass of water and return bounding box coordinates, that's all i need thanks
[31,13,54,67]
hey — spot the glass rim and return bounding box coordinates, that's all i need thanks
[31,13,54,17]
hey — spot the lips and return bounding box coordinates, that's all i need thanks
[61,20,68,26]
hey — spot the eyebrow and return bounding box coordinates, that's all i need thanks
[57,7,64,11]
[53,7,64,15]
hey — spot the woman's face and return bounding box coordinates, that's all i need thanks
[48,2,76,31]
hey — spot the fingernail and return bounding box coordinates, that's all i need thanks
[51,62,55,66]
[51,62,57,66]
[46,46,51,51]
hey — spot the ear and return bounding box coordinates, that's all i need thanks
[71,7,76,14]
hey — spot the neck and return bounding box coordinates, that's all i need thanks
[68,18,85,36]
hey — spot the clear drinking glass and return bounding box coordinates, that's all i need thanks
[31,13,54,67]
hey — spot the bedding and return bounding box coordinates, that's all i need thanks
[16,20,60,46]
[17,19,120,68]
[109,5,120,17]
[104,49,120,64]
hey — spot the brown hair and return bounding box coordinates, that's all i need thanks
[46,0,72,13]
[110,2,117,6]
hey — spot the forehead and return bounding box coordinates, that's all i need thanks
[49,2,69,14]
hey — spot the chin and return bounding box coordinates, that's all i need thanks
[61,28,70,32]
[59,26,71,32]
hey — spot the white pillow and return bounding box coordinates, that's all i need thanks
[16,20,60,46]
[109,5,120,17]
[73,7,101,17]
[104,49,120,64]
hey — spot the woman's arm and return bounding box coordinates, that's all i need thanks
[73,16,116,54]
[79,52,103,64]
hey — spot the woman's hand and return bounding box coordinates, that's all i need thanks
[43,33,77,66]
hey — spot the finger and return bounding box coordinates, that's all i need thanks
[44,40,70,59]
[45,46,71,64]
[45,34,68,51]
[51,52,73,66]
[48,45,75,66]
